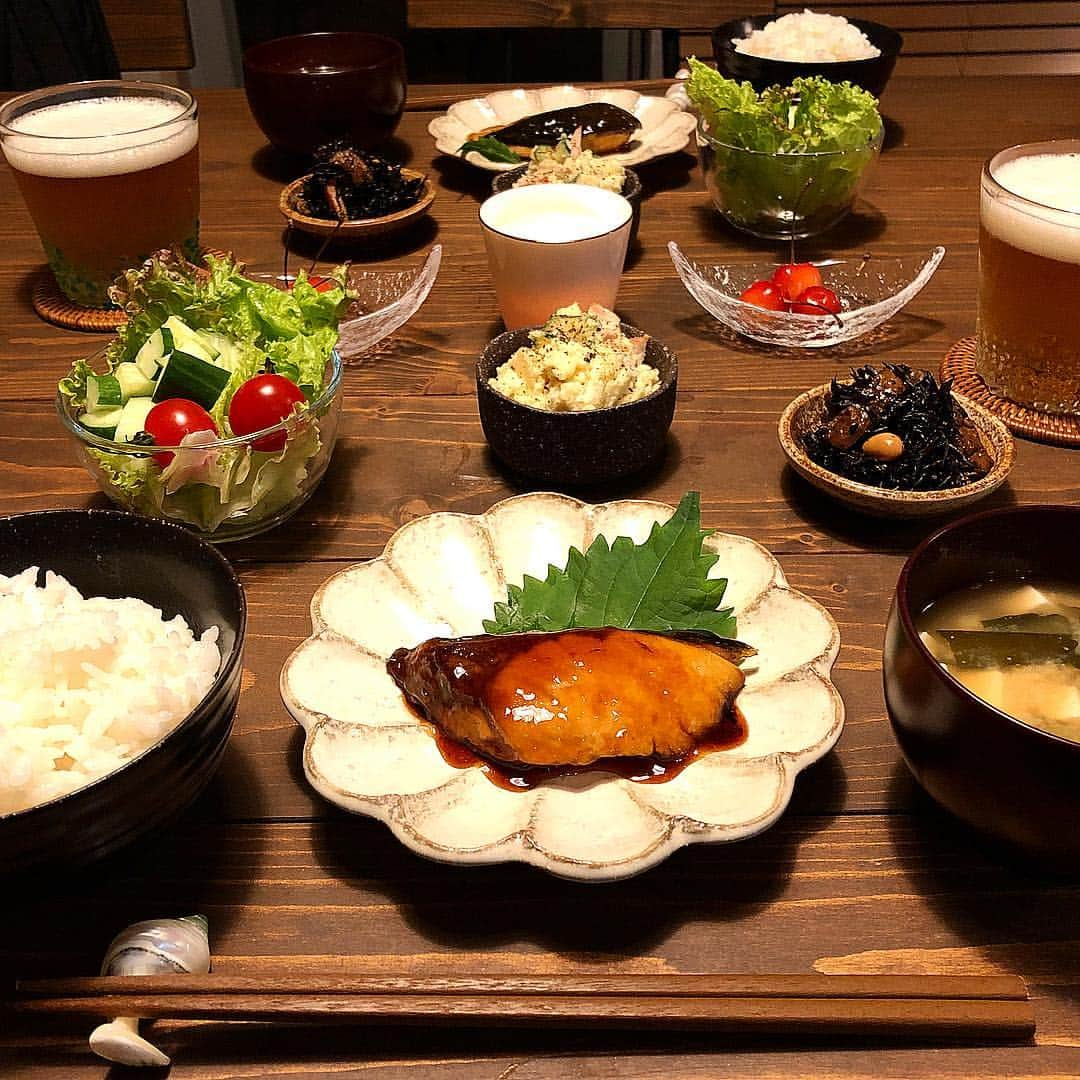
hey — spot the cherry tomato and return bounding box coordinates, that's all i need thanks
[739,280,785,311]
[305,275,335,293]
[144,399,218,468]
[771,262,823,302]
[790,285,842,316]
[228,373,306,452]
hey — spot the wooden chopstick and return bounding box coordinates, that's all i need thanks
[7,974,1035,1042]
[404,78,677,111]
[8,991,1035,1041]
[14,972,1030,1001]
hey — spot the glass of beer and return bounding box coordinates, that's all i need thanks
[977,140,1080,415]
[0,80,199,309]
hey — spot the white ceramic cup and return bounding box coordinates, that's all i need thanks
[479,183,632,329]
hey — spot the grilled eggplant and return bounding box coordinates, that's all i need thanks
[387,627,755,768]
[470,103,641,157]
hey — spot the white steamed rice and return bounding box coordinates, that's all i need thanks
[0,567,221,816]
[733,10,881,62]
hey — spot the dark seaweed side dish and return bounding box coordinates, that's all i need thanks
[295,140,425,222]
[801,364,993,491]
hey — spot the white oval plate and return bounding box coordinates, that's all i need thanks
[428,85,697,172]
[281,494,843,881]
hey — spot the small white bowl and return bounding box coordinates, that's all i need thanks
[669,243,945,349]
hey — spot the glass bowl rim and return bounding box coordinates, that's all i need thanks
[56,348,343,454]
[696,113,884,158]
[670,244,946,325]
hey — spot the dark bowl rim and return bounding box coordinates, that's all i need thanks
[242,31,404,75]
[894,503,1080,753]
[711,14,904,62]
[477,320,678,416]
[491,165,642,198]
[0,509,248,823]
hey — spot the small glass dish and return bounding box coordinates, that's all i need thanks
[669,244,945,349]
[273,245,441,360]
[57,350,343,543]
[697,115,883,240]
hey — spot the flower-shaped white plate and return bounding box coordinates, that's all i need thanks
[281,494,843,881]
[429,86,696,172]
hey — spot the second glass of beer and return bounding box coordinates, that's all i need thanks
[0,80,199,309]
[977,140,1080,416]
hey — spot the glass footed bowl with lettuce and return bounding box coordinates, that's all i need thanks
[685,59,883,240]
[57,252,350,543]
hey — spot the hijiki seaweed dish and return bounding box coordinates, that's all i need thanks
[801,364,992,491]
[294,140,426,222]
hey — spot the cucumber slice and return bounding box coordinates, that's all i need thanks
[134,325,174,377]
[86,374,123,411]
[115,362,156,400]
[80,406,123,440]
[153,350,231,410]
[162,316,219,363]
[113,396,155,443]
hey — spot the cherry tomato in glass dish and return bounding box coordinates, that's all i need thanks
[790,284,843,316]
[772,263,823,303]
[305,275,335,293]
[739,280,785,311]
[144,399,218,468]
[228,373,306,453]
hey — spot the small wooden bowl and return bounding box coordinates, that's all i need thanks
[279,170,435,239]
[778,383,1015,518]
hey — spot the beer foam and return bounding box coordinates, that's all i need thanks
[982,153,1080,265]
[481,184,631,244]
[2,96,197,178]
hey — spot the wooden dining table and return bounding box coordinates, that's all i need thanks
[2,76,1079,1078]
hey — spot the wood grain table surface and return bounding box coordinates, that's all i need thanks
[1,78,1079,1078]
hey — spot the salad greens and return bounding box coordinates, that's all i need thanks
[483,492,738,641]
[60,251,352,534]
[458,136,523,164]
[684,59,883,235]
[684,58,881,154]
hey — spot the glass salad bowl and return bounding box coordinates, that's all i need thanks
[697,116,883,241]
[57,350,343,543]
[669,244,946,349]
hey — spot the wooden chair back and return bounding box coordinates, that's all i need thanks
[408,1,763,30]
[681,2,1080,77]
[99,0,195,72]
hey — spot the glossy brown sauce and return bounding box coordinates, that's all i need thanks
[417,706,747,793]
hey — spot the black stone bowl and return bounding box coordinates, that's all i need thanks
[0,510,246,874]
[491,167,643,256]
[711,16,902,97]
[884,505,1080,864]
[477,322,677,487]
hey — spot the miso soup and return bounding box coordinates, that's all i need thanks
[916,579,1080,743]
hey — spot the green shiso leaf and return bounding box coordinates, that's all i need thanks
[459,136,523,164]
[483,492,737,640]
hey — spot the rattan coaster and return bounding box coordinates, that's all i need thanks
[941,336,1080,448]
[31,247,232,332]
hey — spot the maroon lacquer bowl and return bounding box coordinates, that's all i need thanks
[243,32,406,155]
[884,505,1080,863]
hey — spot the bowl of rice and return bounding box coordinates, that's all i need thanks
[0,509,246,874]
[712,11,902,97]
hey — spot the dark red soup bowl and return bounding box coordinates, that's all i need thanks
[884,505,1080,863]
[243,32,406,155]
